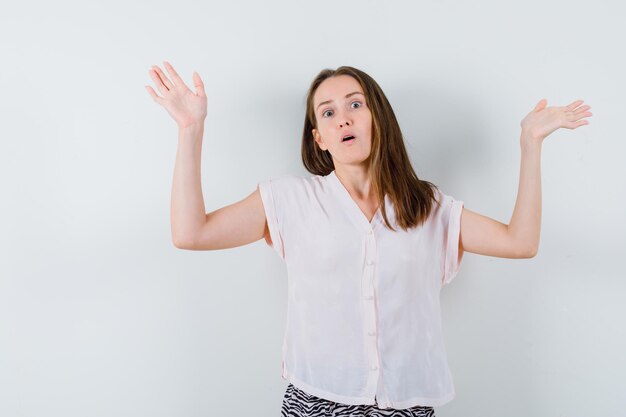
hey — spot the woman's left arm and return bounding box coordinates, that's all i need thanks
[459,99,593,259]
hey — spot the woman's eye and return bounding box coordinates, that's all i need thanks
[322,101,363,118]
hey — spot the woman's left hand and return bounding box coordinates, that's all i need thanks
[520,98,592,143]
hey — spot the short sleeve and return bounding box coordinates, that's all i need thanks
[257,179,285,261]
[439,190,465,286]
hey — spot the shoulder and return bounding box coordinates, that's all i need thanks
[259,173,325,200]
[428,186,464,224]
[432,187,462,207]
[260,173,313,190]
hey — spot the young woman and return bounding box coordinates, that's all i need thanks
[146,61,592,417]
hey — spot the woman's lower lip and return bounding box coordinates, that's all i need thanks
[342,138,356,145]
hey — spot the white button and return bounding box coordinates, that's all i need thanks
[370,364,378,371]
[365,295,373,300]
[366,259,374,265]
[368,229,373,235]
[368,330,376,336]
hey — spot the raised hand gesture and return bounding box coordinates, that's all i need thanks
[520,98,592,143]
[145,61,207,129]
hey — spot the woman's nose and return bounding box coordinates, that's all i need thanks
[337,109,352,128]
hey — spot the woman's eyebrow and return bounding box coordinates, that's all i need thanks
[316,91,364,111]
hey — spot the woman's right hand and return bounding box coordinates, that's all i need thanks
[145,61,207,129]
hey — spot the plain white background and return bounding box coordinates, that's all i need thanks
[1,0,624,416]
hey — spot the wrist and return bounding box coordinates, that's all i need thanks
[178,123,204,143]
[179,122,204,134]
[520,130,543,149]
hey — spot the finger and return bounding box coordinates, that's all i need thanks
[574,108,592,118]
[145,85,162,103]
[574,119,589,127]
[568,112,592,126]
[534,98,547,112]
[152,65,174,90]
[149,69,169,96]
[566,99,584,111]
[163,61,184,89]
[193,72,206,97]
[573,105,591,114]
[572,107,593,118]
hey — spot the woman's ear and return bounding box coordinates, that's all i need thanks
[312,128,327,151]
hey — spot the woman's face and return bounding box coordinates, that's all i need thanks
[312,75,373,167]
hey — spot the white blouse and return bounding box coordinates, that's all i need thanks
[257,169,464,409]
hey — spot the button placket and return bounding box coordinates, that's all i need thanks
[362,229,379,376]
[362,232,377,299]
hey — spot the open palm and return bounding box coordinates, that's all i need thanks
[520,98,592,142]
[145,61,208,129]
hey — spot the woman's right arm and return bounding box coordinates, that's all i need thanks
[172,123,268,250]
[147,61,269,250]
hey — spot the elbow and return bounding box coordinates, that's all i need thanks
[172,234,194,250]
[525,244,539,258]
[514,242,538,259]
[172,238,186,249]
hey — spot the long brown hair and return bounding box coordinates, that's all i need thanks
[301,66,440,232]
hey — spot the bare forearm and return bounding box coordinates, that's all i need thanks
[171,124,206,246]
[508,132,543,256]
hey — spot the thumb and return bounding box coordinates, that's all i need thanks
[534,98,547,112]
[192,72,206,97]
